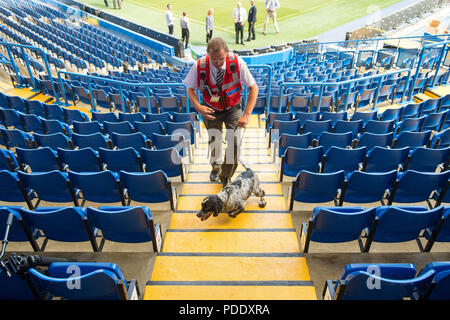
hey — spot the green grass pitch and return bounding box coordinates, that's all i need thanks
[78,0,403,50]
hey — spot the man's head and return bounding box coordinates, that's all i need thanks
[251,0,255,5]
[207,37,228,69]
[167,4,171,10]
[183,11,187,17]
[237,1,241,8]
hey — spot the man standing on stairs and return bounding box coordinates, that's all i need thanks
[183,37,258,186]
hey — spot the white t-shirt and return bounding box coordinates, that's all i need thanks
[183,55,256,89]
[165,10,175,26]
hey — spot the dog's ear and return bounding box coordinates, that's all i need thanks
[213,197,224,217]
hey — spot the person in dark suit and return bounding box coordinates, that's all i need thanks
[246,0,257,41]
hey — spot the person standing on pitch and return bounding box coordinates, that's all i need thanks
[183,37,258,186]
[263,0,280,35]
[233,2,247,45]
[165,4,175,35]
[180,11,190,49]
[247,0,257,41]
[206,8,214,43]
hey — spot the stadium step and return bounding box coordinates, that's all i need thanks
[144,114,317,300]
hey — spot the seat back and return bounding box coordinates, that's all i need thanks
[140,147,183,178]
[293,170,345,203]
[57,147,102,172]
[278,133,312,157]
[323,147,366,174]
[99,147,142,172]
[16,147,62,172]
[302,119,332,139]
[364,147,409,172]
[283,147,323,177]
[317,132,352,152]
[71,132,110,150]
[406,147,450,172]
[73,120,103,135]
[310,207,376,242]
[119,170,170,203]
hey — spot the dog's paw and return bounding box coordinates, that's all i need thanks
[258,199,267,208]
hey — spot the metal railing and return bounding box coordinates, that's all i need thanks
[57,70,190,113]
[278,68,412,113]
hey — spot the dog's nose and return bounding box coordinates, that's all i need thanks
[196,211,203,218]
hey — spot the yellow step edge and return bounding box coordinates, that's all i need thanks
[150,256,311,281]
[144,285,317,300]
[186,171,278,182]
[162,231,300,253]
[176,195,286,211]
[180,182,282,195]
[169,213,293,229]
[424,85,450,98]
[188,163,277,172]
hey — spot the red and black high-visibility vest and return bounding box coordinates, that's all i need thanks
[197,52,242,111]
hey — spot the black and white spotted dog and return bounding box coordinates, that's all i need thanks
[197,164,266,221]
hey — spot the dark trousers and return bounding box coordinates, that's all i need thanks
[248,22,255,40]
[182,28,190,48]
[206,30,213,43]
[203,103,243,180]
[168,25,174,35]
[235,23,244,44]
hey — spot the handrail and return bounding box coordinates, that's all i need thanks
[57,70,190,112]
[278,68,412,113]
[407,40,450,101]
[247,64,273,117]
[0,41,58,101]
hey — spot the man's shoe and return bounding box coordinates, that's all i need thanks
[246,38,251,41]
[210,171,220,182]
[251,37,256,40]
[240,42,245,45]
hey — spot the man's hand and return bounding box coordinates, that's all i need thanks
[237,113,251,128]
[197,104,216,121]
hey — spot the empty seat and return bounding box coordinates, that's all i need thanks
[91,111,118,124]
[73,120,103,135]
[393,130,432,150]
[289,170,345,210]
[364,146,409,172]
[140,147,185,181]
[280,146,323,181]
[364,205,444,252]
[17,170,79,207]
[18,206,99,251]
[71,132,111,150]
[57,147,102,172]
[68,170,126,206]
[389,170,450,207]
[278,132,313,157]
[34,132,72,150]
[339,170,397,205]
[405,147,450,172]
[119,170,175,209]
[103,121,134,135]
[99,147,143,172]
[316,131,353,153]
[86,206,162,252]
[333,119,363,139]
[133,121,164,142]
[16,147,63,172]
[0,171,34,208]
[322,147,366,174]
[302,119,332,139]
[0,149,19,171]
[356,132,394,150]
[300,206,376,252]
[364,120,395,134]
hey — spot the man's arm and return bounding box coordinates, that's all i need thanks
[237,83,258,128]
[187,88,216,120]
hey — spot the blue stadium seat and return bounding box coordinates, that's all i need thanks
[99,147,143,172]
[356,132,394,150]
[0,207,39,251]
[364,120,395,134]
[289,170,345,210]
[302,119,332,139]
[339,170,397,205]
[68,170,126,206]
[103,121,134,135]
[18,206,99,251]
[16,147,63,172]
[20,113,44,134]
[322,146,366,174]
[280,146,323,181]
[393,130,431,150]
[119,170,175,209]
[422,111,448,132]
[73,120,104,135]
[270,119,301,147]
[133,121,165,142]
[423,207,450,252]
[34,132,72,150]
[294,111,320,127]
[404,146,450,172]
[91,111,118,124]
[57,147,102,172]
[278,133,313,157]
[86,206,162,252]
[71,132,111,150]
[316,131,352,153]
[17,170,79,207]
[430,128,449,148]
[388,170,450,207]
[2,128,35,149]
[364,146,409,172]
[394,116,425,134]
[140,147,185,182]
[300,206,376,252]
[364,205,444,252]
[333,119,363,139]
[111,132,151,150]
[323,263,434,300]
[0,149,19,171]
[28,262,139,299]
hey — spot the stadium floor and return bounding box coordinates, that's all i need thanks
[1,76,450,299]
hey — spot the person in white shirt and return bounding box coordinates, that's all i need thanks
[232,2,247,45]
[206,8,214,43]
[165,4,175,35]
[263,0,280,35]
[180,11,190,49]
[183,37,258,185]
